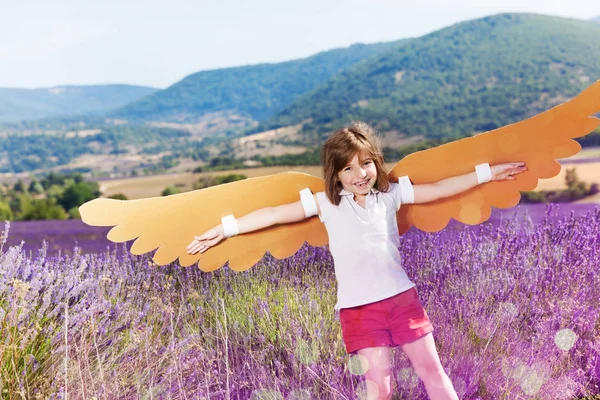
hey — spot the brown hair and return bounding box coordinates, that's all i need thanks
[321,121,392,205]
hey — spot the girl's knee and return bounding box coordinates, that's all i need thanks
[363,378,392,400]
[413,361,446,380]
[357,347,394,399]
[413,362,453,388]
[363,368,393,398]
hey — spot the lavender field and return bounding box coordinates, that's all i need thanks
[1,203,599,399]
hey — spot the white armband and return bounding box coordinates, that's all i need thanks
[299,188,318,218]
[475,163,492,184]
[221,214,239,238]
[398,176,415,204]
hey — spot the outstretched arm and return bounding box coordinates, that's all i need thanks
[412,162,527,204]
[186,194,320,254]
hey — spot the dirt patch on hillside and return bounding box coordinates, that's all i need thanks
[148,111,258,137]
[233,124,306,158]
[238,124,303,145]
[99,166,323,199]
[381,131,425,148]
[65,129,102,138]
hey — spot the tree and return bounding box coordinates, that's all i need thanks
[68,207,81,219]
[13,180,25,192]
[20,198,66,220]
[41,172,66,189]
[0,201,13,220]
[161,186,180,196]
[28,180,44,194]
[565,168,578,190]
[59,182,100,210]
[215,174,247,185]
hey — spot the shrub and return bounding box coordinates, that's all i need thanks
[161,186,180,196]
[108,193,128,200]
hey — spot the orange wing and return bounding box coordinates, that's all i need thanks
[80,80,600,271]
[79,173,327,272]
[392,80,600,234]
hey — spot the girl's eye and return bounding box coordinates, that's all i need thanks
[364,160,372,165]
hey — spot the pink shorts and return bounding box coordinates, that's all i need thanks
[339,287,434,354]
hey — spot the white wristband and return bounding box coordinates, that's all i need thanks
[299,188,318,218]
[475,163,492,184]
[398,176,415,204]
[221,214,239,238]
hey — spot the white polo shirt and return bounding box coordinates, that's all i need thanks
[316,179,416,310]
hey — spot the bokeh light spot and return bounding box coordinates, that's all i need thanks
[501,357,549,395]
[396,367,419,388]
[288,388,312,400]
[356,379,379,400]
[371,347,391,370]
[478,241,498,263]
[348,354,369,375]
[295,339,318,365]
[459,204,482,224]
[552,247,564,262]
[475,316,497,339]
[250,388,284,400]
[530,361,551,382]
[520,370,544,396]
[499,302,518,319]
[501,357,525,380]
[555,329,577,351]
[459,191,484,206]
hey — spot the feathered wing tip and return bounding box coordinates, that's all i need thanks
[79,172,328,271]
[392,79,600,234]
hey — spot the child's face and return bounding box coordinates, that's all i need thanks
[337,153,378,196]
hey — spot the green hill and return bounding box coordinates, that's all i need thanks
[111,42,405,123]
[3,13,600,175]
[0,85,158,123]
[261,13,600,142]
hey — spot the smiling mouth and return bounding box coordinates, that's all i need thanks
[355,179,370,188]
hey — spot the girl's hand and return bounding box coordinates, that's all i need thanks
[491,162,527,181]
[186,226,224,254]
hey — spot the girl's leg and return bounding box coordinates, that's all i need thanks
[400,333,459,400]
[356,346,393,400]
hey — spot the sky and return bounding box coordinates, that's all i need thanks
[1,0,599,89]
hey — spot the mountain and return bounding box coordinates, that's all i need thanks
[0,85,158,123]
[592,16,600,23]
[111,42,406,123]
[4,13,600,176]
[260,13,600,142]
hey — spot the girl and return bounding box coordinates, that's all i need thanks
[186,121,527,400]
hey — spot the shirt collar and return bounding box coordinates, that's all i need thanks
[339,187,379,196]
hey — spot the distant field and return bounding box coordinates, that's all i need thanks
[101,164,407,199]
[533,161,600,191]
[99,148,599,201]
[99,165,330,199]
[534,146,599,197]
[564,146,600,159]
